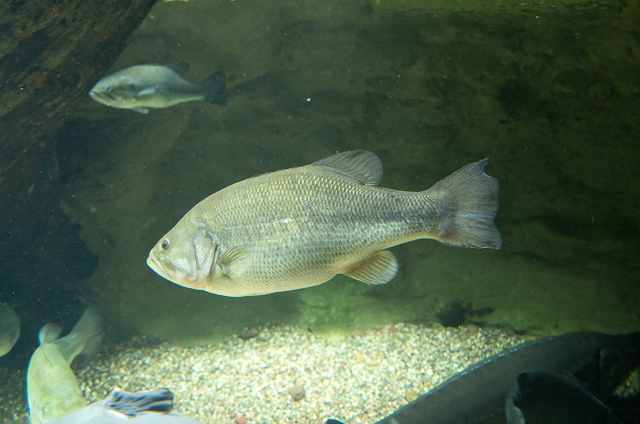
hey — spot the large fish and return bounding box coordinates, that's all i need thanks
[50,387,203,424]
[375,331,640,424]
[89,63,226,114]
[27,306,103,424]
[0,302,20,357]
[147,150,501,297]
[505,370,623,424]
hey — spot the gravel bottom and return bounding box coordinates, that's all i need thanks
[0,323,524,424]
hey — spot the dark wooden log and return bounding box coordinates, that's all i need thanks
[0,0,156,364]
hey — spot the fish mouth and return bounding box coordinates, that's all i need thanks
[146,251,209,291]
[88,89,115,102]
[146,254,169,280]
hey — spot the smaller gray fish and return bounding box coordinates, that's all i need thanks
[0,302,20,357]
[89,63,226,114]
[50,387,203,424]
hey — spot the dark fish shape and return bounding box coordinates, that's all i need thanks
[375,331,640,424]
[89,63,226,114]
[505,370,623,424]
[0,302,20,357]
[49,387,203,424]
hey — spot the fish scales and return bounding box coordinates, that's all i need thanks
[147,150,501,297]
[206,171,430,285]
[205,167,438,258]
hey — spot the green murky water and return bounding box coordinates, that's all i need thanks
[52,0,640,344]
[2,0,640,422]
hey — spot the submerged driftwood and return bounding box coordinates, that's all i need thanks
[0,0,156,364]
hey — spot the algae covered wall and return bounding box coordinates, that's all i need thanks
[60,0,640,344]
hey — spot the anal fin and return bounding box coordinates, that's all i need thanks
[340,250,398,285]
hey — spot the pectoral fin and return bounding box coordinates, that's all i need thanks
[341,250,398,285]
[136,87,157,98]
[218,245,249,279]
[133,107,150,114]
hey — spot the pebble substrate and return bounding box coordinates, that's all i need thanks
[1,324,524,424]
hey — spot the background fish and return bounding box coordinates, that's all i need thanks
[0,302,20,357]
[50,387,204,424]
[89,63,226,114]
[147,150,501,297]
[27,306,103,424]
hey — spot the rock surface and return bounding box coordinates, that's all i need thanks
[0,0,157,366]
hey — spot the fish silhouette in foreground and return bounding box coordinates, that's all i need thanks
[375,331,640,424]
[505,370,623,424]
[147,150,501,297]
[50,387,203,424]
[0,302,20,357]
[27,306,103,424]
[89,63,226,114]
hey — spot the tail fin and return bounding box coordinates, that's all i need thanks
[56,305,103,365]
[200,70,227,105]
[38,323,62,345]
[427,159,502,249]
[107,388,174,416]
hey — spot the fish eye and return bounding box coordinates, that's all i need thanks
[161,240,169,250]
[106,86,112,92]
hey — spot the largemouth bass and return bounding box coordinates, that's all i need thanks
[147,150,501,297]
[27,306,103,424]
[89,63,226,114]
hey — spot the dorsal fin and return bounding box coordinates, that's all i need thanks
[310,150,383,186]
[165,62,190,76]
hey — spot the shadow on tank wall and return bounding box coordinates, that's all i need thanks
[0,0,157,368]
